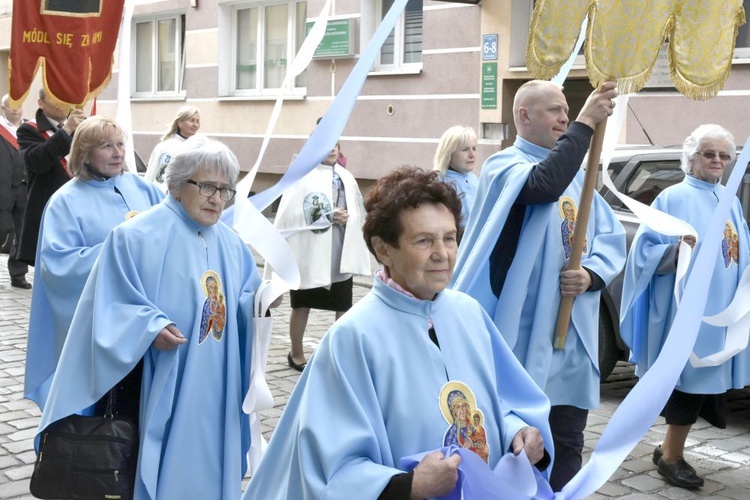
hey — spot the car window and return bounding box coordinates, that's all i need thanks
[599,160,629,202]
[607,160,627,181]
[624,160,683,206]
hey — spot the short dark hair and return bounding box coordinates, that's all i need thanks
[363,166,463,260]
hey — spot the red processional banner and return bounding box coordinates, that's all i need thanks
[8,0,126,109]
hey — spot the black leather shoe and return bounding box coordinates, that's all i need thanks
[653,446,697,474]
[10,278,32,289]
[652,445,661,465]
[657,457,704,489]
[287,353,307,372]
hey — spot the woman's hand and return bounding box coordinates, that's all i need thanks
[332,208,349,226]
[679,235,697,249]
[269,295,283,309]
[411,451,461,499]
[512,426,545,465]
[153,324,188,351]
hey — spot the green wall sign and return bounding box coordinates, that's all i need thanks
[481,62,498,109]
[306,19,355,59]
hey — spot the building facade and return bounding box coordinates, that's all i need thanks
[2,0,750,197]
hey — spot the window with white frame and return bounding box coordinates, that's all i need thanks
[735,0,750,59]
[231,1,307,95]
[378,0,422,70]
[133,14,185,97]
[0,0,12,16]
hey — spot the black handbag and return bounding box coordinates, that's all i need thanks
[30,388,138,500]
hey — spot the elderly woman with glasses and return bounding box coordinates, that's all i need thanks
[244,167,551,500]
[620,124,750,490]
[25,116,164,412]
[37,136,262,499]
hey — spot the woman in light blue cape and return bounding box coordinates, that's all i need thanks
[37,136,260,499]
[433,125,479,226]
[244,167,552,500]
[620,124,750,489]
[24,116,163,411]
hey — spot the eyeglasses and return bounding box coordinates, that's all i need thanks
[696,150,733,162]
[186,179,236,201]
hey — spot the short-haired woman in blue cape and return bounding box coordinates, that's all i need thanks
[37,136,262,499]
[24,116,164,412]
[433,125,479,227]
[243,166,552,500]
[620,124,750,490]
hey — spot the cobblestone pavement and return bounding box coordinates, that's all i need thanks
[1,253,749,498]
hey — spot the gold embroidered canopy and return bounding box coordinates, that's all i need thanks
[526,0,746,100]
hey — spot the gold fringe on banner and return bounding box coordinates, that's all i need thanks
[527,0,746,100]
[525,0,591,81]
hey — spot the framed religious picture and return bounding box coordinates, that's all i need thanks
[42,0,102,16]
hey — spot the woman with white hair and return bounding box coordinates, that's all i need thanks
[37,135,261,499]
[433,125,478,226]
[145,105,201,190]
[620,124,750,489]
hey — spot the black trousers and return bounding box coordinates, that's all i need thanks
[549,404,589,492]
[4,184,28,280]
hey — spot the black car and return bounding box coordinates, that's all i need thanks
[596,146,750,380]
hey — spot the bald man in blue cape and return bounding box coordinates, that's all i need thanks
[452,81,626,491]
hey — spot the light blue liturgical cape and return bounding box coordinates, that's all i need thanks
[37,196,260,500]
[452,137,626,409]
[24,172,164,410]
[243,278,552,500]
[444,168,479,226]
[620,175,750,393]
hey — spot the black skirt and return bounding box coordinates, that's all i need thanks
[662,389,727,429]
[289,277,353,311]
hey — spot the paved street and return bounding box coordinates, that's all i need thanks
[1,253,750,498]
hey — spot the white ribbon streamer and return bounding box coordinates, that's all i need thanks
[118,1,137,173]
[230,0,332,327]
[551,17,587,87]
[231,0,333,210]
[555,45,750,494]
[689,265,750,367]
[278,212,334,238]
[566,131,750,500]
[599,94,697,304]
[244,280,276,473]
